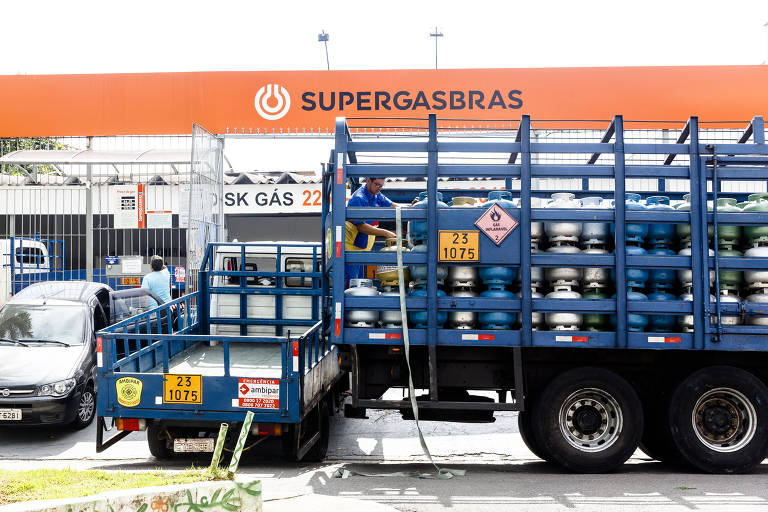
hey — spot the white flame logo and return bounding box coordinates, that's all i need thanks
[254,84,291,120]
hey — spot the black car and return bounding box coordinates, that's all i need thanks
[0,281,164,428]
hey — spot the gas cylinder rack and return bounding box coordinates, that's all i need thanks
[322,114,768,474]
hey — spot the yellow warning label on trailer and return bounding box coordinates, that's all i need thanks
[115,377,143,408]
[163,374,203,404]
[438,230,479,262]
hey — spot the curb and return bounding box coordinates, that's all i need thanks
[0,479,262,512]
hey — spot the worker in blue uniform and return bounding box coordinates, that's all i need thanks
[345,177,400,285]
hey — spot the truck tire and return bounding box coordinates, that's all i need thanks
[669,366,768,474]
[532,367,643,473]
[304,402,330,462]
[518,410,551,462]
[638,392,687,466]
[147,423,172,460]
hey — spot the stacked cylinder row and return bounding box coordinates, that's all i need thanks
[344,191,768,331]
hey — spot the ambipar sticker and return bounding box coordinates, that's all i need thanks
[236,378,279,409]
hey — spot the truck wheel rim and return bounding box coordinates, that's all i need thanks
[79,391,95,422]
[691,387,757,453]
[558,388,623,452]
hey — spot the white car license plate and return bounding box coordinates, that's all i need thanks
[0,409,22,421]
[173,438,215,453]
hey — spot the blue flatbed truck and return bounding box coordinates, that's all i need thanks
[324,114,768,474]
[96,242,345,462]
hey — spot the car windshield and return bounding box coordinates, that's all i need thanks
[0,304,86,346]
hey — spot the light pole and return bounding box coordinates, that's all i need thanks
[430,27,443,69]
[318,30,330,70]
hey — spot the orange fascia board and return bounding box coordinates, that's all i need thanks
[0,66,767,137]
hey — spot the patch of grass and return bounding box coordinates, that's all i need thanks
[0,466,231,505]
[674,486,697,490]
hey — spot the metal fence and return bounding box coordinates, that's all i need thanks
[1,118,764,304]
[0,129,223,305]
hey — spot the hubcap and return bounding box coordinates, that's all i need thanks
[558,388,623,452]
[692,387,756,452]
[79,390,95,422]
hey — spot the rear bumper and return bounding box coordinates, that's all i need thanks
[0,391,81,426]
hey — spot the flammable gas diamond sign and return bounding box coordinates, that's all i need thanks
[237,378,280,409]
[474,204,518,245]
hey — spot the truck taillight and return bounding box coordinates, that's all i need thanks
[250,423,282,436]
[116,418,146,431]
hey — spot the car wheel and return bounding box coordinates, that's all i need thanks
[669,366,768,474]
[71,386,96,430]
[532,367,643,473]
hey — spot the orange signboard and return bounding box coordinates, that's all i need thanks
[1,66,767,136]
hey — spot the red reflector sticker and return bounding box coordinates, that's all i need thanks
[369,333,402,339]
[555,336,589,343]
[337,167,343,184]
[96,337,102,353]
[461,334,495,341]
[293,341,298,356]
[336,241,342,258]
[335,318,341,336]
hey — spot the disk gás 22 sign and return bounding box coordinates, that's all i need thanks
[223,184,322,214]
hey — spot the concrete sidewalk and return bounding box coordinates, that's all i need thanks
[264,494,398,511]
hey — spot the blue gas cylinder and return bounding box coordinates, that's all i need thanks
[646,246,676,291]
[645,196,676,246]
[478,286,515,329]
[408,286,447,328]
[646,290,677,332]
[611,244,649,288]
[610,289,648,332]
[409,191,448,244]
[479,266,519,286]
[482,190,516,209]
[611,193,648,243]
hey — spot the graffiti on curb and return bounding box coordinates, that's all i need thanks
[54,480,262,512]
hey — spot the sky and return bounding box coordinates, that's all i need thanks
[4,0,768,173]
[2,0,768,75]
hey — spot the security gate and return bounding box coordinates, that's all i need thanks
[186,124,224,294]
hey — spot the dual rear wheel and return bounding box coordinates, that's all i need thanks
[523,365,768,474]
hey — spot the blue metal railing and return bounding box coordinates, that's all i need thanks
[325,114,768,352]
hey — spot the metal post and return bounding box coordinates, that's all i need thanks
[687,117,706,350]
[426,114,439,400]
[86,136,93,282]
[520,116,533,347]
[614,116,627,348]
[430,27,443,70]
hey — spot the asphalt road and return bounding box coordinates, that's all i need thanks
[2,409,768,511]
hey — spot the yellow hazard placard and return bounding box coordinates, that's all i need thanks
[438,230,479,262]
[163,374,203,404]
[115,377,143,407]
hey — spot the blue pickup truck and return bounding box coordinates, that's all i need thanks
[96,242,345,462]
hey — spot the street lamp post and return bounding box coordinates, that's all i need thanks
[430,27,443,69]
[318,30,330,71]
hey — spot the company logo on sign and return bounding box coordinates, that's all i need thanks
[115,377,143,407]
[301,89,523,112]
[254,83,291,120]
